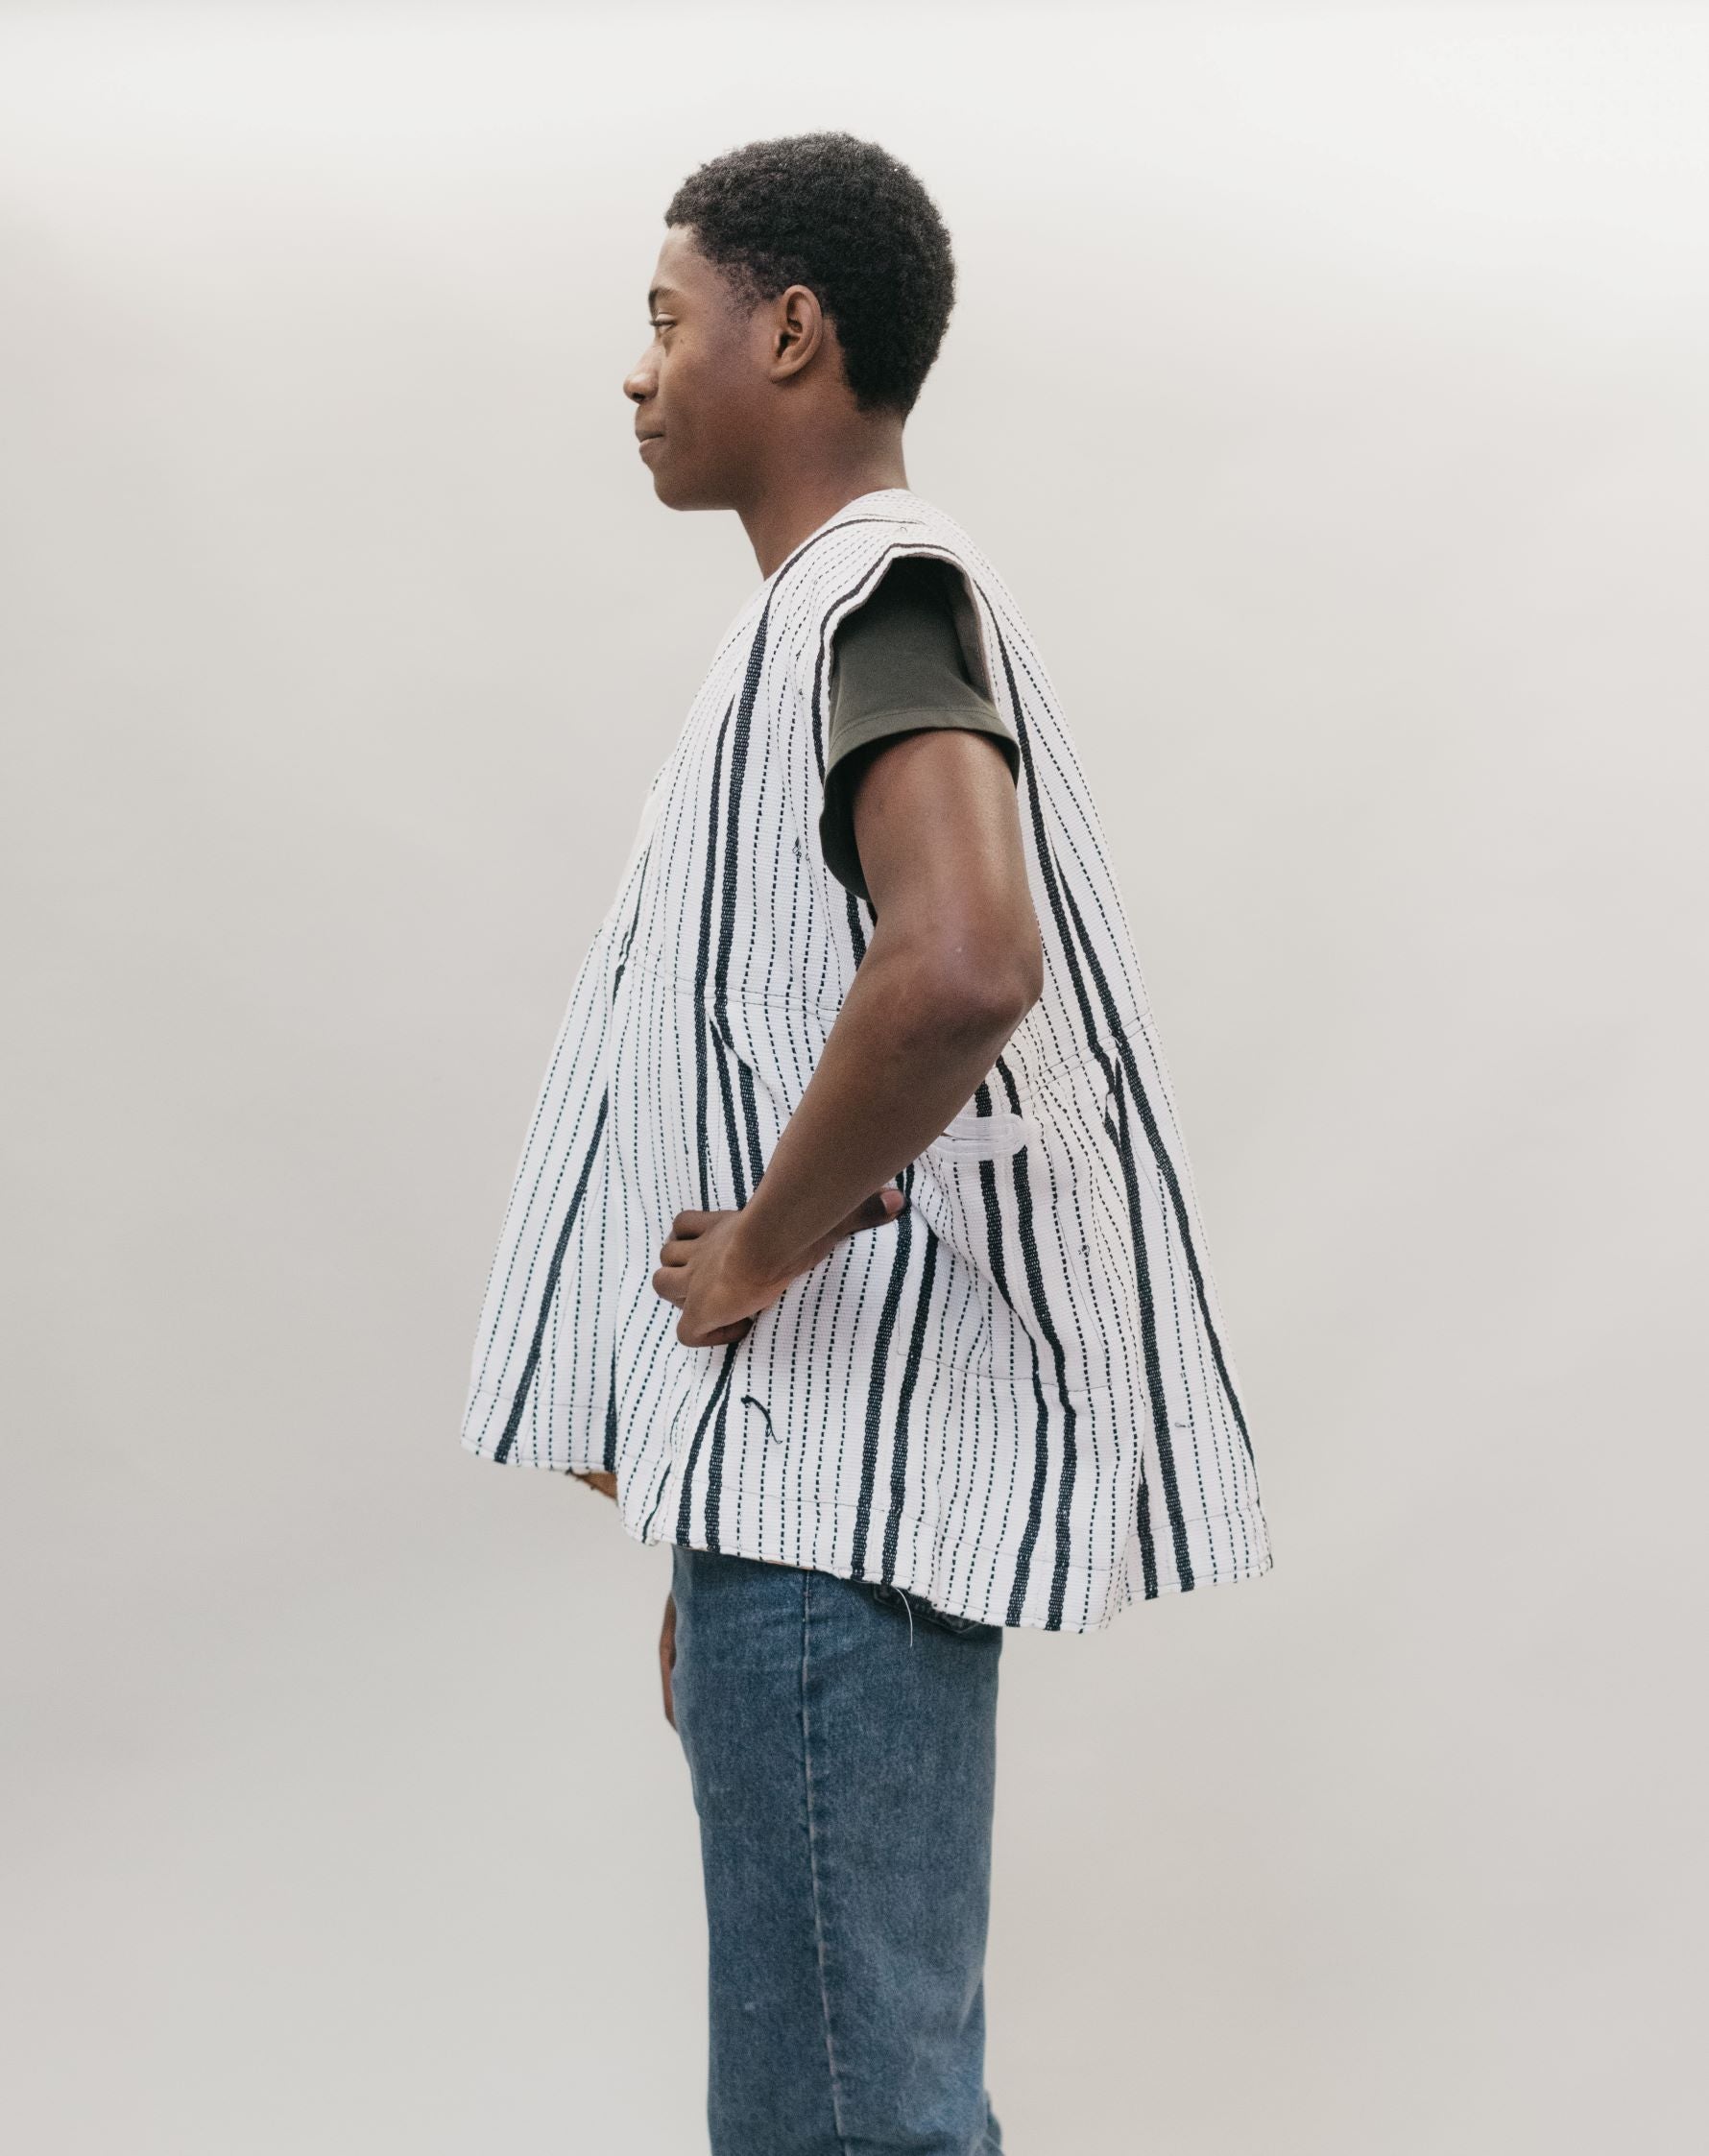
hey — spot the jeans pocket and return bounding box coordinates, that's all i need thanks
[928,1609,1001,1639]
[865,1579,1000,1640]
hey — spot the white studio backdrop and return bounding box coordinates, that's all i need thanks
[2,5,1705,2150]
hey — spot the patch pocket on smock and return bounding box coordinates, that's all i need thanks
[909,1092,1102,1393]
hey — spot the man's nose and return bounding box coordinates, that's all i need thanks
[624,357,655,404]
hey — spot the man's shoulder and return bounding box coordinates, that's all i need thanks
[760,494,1011,701]
[789,493,995,605]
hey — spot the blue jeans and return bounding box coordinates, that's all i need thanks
[669,1545,1007,2156]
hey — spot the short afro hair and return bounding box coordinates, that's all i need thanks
[664,132,955,418]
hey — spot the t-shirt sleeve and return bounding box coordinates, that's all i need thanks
[818,554,1021,905]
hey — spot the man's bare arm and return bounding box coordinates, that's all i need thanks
[728,722,1043,1283]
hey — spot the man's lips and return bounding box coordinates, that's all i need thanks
[637,432,664,456]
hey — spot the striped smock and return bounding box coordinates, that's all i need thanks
[459,489,1274,1632]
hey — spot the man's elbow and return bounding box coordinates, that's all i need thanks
[921,921,1045,1038]
[989,925,1046,1025]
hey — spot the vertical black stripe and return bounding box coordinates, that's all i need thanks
[493,1088,611,1465]
[691,697,735,1210]
[706,609,773,1208]
[879,1208,940,1586]
[701,1354,738,1550]
[1103,1064,1193,1583]
[601,1344,618,1474]
[610,832,651,996]
[676,1347,738,1545]
[711,609,771,1009]
[695,608,769,1546]
[993,1146,1084,1630]
[849,1201,920,1579]
[1133,1456,1159,1596]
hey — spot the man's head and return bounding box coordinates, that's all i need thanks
[625,132,955,511]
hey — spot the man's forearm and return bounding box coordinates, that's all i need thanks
[729,928,1038,1283]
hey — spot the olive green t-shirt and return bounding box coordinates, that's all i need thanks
[818,554,1022,905]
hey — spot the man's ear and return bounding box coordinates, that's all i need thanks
[769,282,827,383]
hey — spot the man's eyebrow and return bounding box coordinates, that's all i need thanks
[646,285,683,311]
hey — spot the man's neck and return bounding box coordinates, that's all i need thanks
[737,431,910,582]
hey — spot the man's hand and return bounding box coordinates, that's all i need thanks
[660,1591,678,1729]
[569,1469,617,1501]
[652,1186,905,1347]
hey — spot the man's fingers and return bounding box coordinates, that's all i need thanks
[665,1210,717,1247]
[656,1212,718,1279]
[655,1192,903,1323]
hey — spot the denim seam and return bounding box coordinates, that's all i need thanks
[799,1570,852,2152]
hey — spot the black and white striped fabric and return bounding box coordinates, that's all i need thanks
[460,489,1274,1632]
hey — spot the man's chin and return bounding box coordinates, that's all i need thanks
[643,454,730,514]
[650,472,719,513]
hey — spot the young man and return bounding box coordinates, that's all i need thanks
[461,132,1274,2156]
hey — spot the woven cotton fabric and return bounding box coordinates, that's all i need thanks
[459,489,1274,1632]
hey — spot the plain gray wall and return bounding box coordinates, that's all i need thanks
[4,4,1704,2149]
